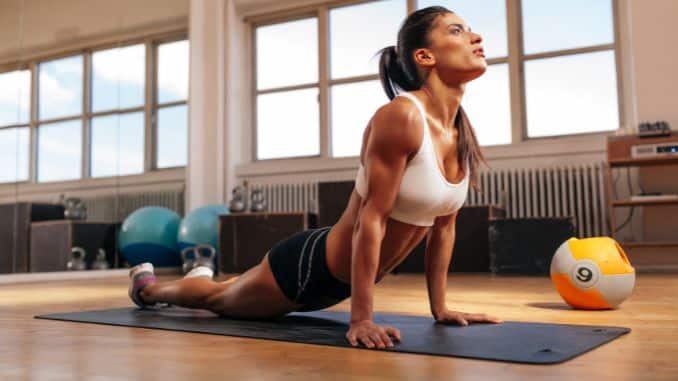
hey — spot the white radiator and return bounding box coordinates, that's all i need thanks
[245,162,608,238]
[83,189,185,222]
[467,162,608,237]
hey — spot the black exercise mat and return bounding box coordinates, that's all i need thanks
[36,308,630,364]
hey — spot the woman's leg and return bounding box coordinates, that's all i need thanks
[139,253,302,319]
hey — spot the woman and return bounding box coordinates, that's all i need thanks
[128,6,502,350]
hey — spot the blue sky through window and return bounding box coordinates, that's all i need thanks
[39,55,83,121]
[92,45,145,112]
[91,112,144,177]
[38,120,82,182]
[157,105,188,168]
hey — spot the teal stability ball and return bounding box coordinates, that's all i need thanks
[119,206,182,267]
[177,204,230,251]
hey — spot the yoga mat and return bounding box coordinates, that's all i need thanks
[36,308,630,364]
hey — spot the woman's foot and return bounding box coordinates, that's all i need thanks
[128,263,157,308]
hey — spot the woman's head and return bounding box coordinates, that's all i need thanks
[378,6,488,191]
[379,6,485,98]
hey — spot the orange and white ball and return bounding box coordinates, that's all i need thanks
[550,237,635,310]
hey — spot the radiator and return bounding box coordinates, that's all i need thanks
[83,189,185,222]
[246,162,608,238]
[467,162,608,237]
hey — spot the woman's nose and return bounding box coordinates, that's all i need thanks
[471,32,482,44]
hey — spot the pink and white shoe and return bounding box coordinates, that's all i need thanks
[128,263,157,308]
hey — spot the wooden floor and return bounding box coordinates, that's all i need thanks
[1,272,676,381]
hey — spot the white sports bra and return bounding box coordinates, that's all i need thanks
[354,92,470,227]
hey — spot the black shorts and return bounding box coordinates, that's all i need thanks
[267,226,351,312]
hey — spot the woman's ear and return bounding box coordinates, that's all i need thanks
[413,48,435,68]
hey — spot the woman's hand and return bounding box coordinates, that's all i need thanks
[346,320,401,349]
[433,309,503,326]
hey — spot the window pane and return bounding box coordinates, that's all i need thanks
[39,55,83,120]
[257,18,318,90]
[92,44,145,112]
[38,120,82,182]
[0,70,30,127]
[331,80,388,157]
[461,63,511,146]
[257,88,319,159]
[525,51,618,138]
[158,40,189,104]
[157,105,187,168]
[91,112,144,177]
[418,0,507,59]
[330,0,405,79]
[522,0,614,55]
[0,127,29,183]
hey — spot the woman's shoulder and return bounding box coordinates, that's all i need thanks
[367,94,424,154]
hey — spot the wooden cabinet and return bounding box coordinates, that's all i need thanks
[0,203,64,273]
[29,221,119,272]
[606,132,678,249]
[218,212,317,273]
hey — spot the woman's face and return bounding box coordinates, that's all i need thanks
[418,12,486,84]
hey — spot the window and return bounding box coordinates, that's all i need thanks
[252,0,621,160]
[329,0,404,157]
[156,40,189,168]
[90,113,144,177]
[90,44,145,178]
[255,17,319,160]
[38,120,82,182]
[0,35,188,185]
[522,0,618,138]
[0,70,30,183]
[525,51,618,137]
[39,55,83,121]
[37,55,84,182]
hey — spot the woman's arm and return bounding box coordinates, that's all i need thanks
[425,213,457,319]
[347,99,421,348]
[425,212,503,326]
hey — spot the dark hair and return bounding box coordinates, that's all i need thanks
[378,6,486,191]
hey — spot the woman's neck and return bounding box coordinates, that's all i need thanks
[418,77,465,130]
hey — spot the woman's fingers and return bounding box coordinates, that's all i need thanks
[360,335,375,348]
[385,326,401,342]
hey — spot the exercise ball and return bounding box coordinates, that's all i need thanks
[550,237,635,310]
[177,204,230,251]
[119,206,181,266]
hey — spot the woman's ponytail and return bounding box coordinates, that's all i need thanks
[378,46,419,100]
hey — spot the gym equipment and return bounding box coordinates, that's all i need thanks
[92,249,110,270]
[180,247,196,275]
[229,185,247,212]
[36,308,630,365]
[551,237,635,310]
[177,204,229,252]
[67,247,87,271]
[63,197,87,220]
[119,207,181,267]
[181,245,217,275]
[250,188,266,212]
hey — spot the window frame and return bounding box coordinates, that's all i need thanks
[0,65,32,184]
[0,30,188,185]
[248,0,624,162]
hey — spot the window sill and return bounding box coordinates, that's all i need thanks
[0,167,185,201]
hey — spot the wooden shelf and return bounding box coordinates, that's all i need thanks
[619,241,678,248]
[609,156,678,167]
[612,197,678,207]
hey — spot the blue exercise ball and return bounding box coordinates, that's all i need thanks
[119,206,181,266]
[177,204,230,251]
